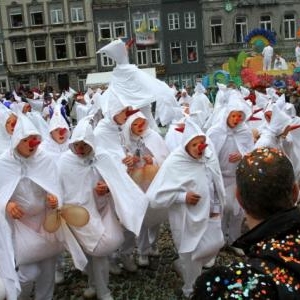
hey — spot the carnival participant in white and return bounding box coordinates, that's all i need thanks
[262,43,274,71]
[97,38,181,127]
[0,115,86,300]
[40,104,70,161]
[122,111,170,266]
[207,96,254,255]
[58,117,126,300]
[189,82,212,121]
[147,117,225,298]
[39,104,71,284]
[0,103,17,155]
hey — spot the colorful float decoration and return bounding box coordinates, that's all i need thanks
[203,28,297,89]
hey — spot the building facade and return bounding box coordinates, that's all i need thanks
[0,0,299,92]
[0,12,8,94]
[0,0,97,92]
[201,0,300,74]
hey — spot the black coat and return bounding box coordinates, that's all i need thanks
[191,207,300,299]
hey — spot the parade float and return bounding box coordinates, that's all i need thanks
[202,28,297,89]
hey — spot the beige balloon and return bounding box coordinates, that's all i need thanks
[130,164,159,192]
[61,205,90,227]
[43,205,90,233]
[43,210,61,233]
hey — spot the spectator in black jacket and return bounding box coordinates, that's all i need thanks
[191,147,300,300]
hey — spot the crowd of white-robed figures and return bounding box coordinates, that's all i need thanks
[1,38,300,300]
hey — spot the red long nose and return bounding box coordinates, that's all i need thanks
[198,143,208,152]
[11,120,17,128]
[59,128,67,135]
[125,109,140,117]
[138,121,145,129]
[75,146,85,155]
[28,138,41,148]
[175,127,185,133]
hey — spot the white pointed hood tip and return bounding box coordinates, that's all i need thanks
[96,39,129,65]
[49,104,70,133]
[69,117,95,152]
[0,102,16,127]
[182,116,206,148]
[194,82,206,94]
[11,114,41,150]
[227,94,252,121]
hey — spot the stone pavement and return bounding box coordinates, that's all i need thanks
[53,224,239,300]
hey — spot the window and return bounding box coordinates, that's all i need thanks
[211,18,223,44]
[30,7,43,26]
[235,16,247,43]
[168,75,180,88]
[184,12,196,29]
[133,13,144,31]
[170,41,182,64]
[284,14,296,39]
[260,15,272,31]
[50,7,63,24]
[113,22,126,38]
[14,42,27,63]
[54,38,67,59]
[33,40,46,61]
[0,45,3,65]
[10,7,23,28]
[98,23,112,40]
[168,13,180,30]
[19,80,30,90]
[0,80,7,93]
[101,53,114,67]
[137,48,148,65]
[186,41,198,63]
[78,76,86,92]
[74,36,87,58]
[148,11,159,30]
[151,48,161,64]
[181,74,192,88]
[71,6,84,23]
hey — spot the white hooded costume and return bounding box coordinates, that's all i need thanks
[40,104,70,161]
[189,82,212,121]
[255,104,300,181]
[58,117,128,299]
[147,117,225,297]
[207,96,254,245]
[123,111,169,169]
[97,38,181,126]
[122,111,170,256]
[0,115,86,300]
[0,103,16,155]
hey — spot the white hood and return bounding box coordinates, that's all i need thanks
[11,114,41,150]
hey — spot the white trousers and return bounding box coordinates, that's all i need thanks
[86,255,110,299]
[18,255,57,300]
[137,223,160,255]
[178,253,203,298]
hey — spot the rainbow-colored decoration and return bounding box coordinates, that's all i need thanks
[244,28,277,53]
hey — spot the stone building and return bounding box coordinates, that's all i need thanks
[0,0,299,92]
[201,0,300,73]
[0,0,96,92]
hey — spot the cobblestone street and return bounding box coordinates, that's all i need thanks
[53,224,239,300]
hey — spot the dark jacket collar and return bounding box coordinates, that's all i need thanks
[233,207,300,252]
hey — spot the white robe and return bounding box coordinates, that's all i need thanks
[69,117,149,236]
[147,145,225,255]
[0,147,87,298]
